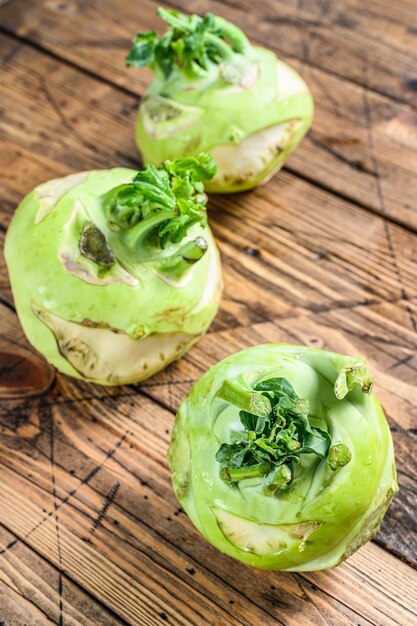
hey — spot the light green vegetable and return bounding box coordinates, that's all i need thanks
[126,8,314,192]
[5,155,222,385]
[168,344,397,570]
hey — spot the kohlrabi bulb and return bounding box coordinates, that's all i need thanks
[5,154,222,385]
[126,8,314,193]
[168,344,397,571]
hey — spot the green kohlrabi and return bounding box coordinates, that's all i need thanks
[126,8,314,193]
[168,344,397,571]
[5,154,223,385]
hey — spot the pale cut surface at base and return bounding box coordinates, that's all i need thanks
[208,120,301,190]
[35,308,199,385]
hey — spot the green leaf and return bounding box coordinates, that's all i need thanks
[238,411,256,432]
[165,153,217,182]
[125,32,157,68]
[102,153,216,249]
[215,442,249,468]
[125,7,251,78]
[300,427,331,459]
[254,377,297,398]
[216,376,343,492]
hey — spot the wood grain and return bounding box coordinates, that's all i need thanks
[0,525,124,625]
[2,1,417,229]
[2,0,416,104]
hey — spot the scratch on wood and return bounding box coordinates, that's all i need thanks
[2,41,21,65]
[388,353,414,370]
[0,430,129,558]
[0,380,197,419]
[308,132,371,173]
[90,482,120,535]
[298,574,369,624]
[315,0,331,26]
[0,538,18,555]
[390,425,417,436]
[309,69,342,119]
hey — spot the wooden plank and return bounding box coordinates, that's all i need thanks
[0,338,416,625]
[1,2,417,229]
[1,10,416,622]
[0,525,125,625]
[2,0,416,104]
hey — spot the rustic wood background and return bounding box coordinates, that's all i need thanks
[1,1,417,624]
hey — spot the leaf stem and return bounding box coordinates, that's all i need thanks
[220,461,271,482]
[204,33,235,61]
[213,16,251,52]
[122,209,177,250]
[156,237,208,277]
[217,378,272,417]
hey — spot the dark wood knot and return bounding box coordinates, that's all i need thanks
[0,349,55,399]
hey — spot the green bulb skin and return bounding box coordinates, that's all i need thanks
[168,344,397,571]
[134,47,314,193]
[5,169,223,385]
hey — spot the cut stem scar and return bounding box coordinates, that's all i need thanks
[79,221,116,267]
[263,464,292,496]
[334,363,373,399]
[328,444,352,470]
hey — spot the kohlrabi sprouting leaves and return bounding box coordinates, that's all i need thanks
[215,377,334,489]
[103,153,216,248]
[168,344,398,571]
[126,9,250,79]
[127,8,314,192]
[5,164,222,385]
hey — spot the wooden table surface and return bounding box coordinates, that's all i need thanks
[1,1,417,624]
